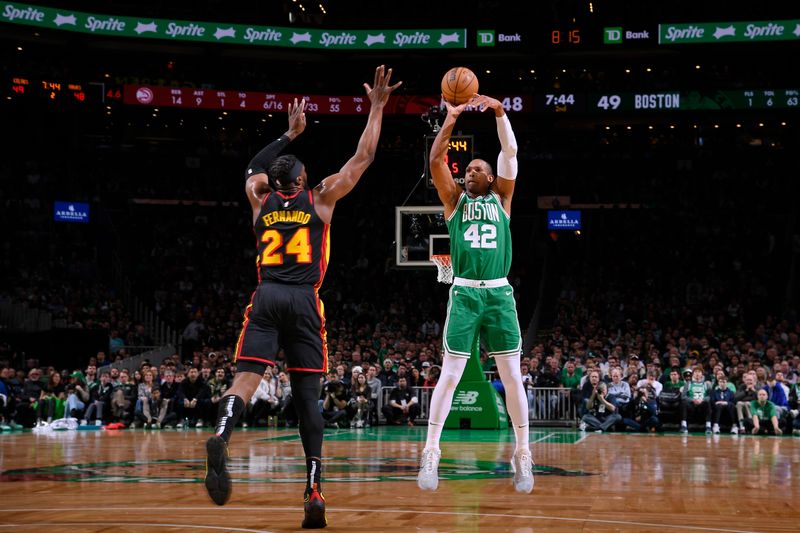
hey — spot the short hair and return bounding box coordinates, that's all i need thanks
[268,155,302,186]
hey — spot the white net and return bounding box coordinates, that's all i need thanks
[431,255,453,284]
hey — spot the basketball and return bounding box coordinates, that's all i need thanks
[441,67,479,105]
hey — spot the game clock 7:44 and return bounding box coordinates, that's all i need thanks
[535,93,584,112]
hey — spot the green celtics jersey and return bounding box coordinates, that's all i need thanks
[446,192,511,280]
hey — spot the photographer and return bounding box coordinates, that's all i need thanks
[321,373,349,428]
[623,384,661,432]
[579,369,621,432]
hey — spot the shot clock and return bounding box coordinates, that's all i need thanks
[425,135,473,188]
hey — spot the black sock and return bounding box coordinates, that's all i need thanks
[306,457,322,493]
[214,395,245,443]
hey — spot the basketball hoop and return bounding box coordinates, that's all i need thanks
[431,254,453,284]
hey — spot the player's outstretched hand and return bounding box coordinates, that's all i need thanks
[287,97,306,137]
[442,97,472,118]
[471,94,504,114]
[364,65,402,108]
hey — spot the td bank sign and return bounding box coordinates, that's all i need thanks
[659,19,800,44]
[476,29,524,47]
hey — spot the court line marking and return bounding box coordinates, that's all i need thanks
[574,433,589,444]
[0,507,759,532]
[531,432,554,444]
[0,522,272,533]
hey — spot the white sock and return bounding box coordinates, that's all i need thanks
[424,355,467,450]
[494,355,530,453]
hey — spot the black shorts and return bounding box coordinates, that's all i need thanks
[234,283,328,375]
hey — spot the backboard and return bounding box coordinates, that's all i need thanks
[395,205,449,267]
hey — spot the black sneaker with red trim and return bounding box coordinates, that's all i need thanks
[301,484,327,529]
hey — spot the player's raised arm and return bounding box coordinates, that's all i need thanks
[472,94,517,215]
[244,98,306,217]
[429,100,469,218]
[314,65,402,223]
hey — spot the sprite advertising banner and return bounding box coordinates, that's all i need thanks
[0,2,466,50]
[659,19,800,44]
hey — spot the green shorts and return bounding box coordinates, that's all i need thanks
[442,284,521,358]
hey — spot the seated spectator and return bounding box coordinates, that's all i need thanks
[378,358,398,388]
[0,368,10,429]
[348,373,372,428]
[135,387,175,428]
[710,375,737,434]
[276,371,296,426]
[177,367,210,428]
[133,370,156,427]
[82,371,113,426]
[249,368,281,427]
[422,365,440,387]
[207,367,229,420]
[734,373,759,433]
[681,366,712,434]
[64,371,88,419]
[579,369,621,432]
[158,370,179,427]
[381,377,419,426]
[36,371,65,426]
[763,373,789,420]
[748,389,783,435]
[366,365,382,425]
[606,368,632,416]
[111,370,136,424]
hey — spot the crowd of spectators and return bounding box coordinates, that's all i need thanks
[3,35,799,438]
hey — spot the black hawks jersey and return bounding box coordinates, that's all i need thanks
[254,189,330,286]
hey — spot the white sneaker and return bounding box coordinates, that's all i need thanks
[417,447,441,491]
[712,424,720,434]
[510,449,535,493]
[731,426,739,435]
[94,420,102,427]
[578,421,587,431]
[80,419,87,426]
[195,420,204,428]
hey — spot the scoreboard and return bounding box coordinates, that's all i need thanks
[534,89,800,112]
[123,85,534,115]
[9,77,97,104]
[9,78,798,115]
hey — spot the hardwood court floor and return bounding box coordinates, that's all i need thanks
[1,426,798,532]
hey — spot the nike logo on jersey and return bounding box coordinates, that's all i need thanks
[505,291,513,296]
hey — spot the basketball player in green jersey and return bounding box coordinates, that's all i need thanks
[418,94,534,493]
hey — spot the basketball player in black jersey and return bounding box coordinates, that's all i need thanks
[205,65,401,529]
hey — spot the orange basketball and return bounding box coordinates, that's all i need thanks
[440,67,479,105]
